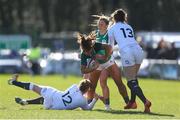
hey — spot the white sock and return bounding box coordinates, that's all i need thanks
[29,83,34,90]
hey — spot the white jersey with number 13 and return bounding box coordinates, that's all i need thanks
[108,22,138,50]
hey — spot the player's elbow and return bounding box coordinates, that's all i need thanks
[81,66,87,74]
[109,46,113,54]
[81,69,87,74]
[81,67,92,74]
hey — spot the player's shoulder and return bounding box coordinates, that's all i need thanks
[108,24,115,34]
[125,23,133,27]
[108,23,116,30]
[70,84,78,89]
[81,52,88,58]
[66,84,78,92]
[95,29,99,34]
[95,41,101,44]
[121,22,133,29]
[108,23,123,31]
[94,42,103,49]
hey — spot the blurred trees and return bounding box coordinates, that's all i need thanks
[125,0,180,31]
[0,0,180,34]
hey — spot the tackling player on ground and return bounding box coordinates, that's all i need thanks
[8,74,98,110]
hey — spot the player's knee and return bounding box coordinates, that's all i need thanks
[100,84,106,89]
[124,72,137,81]
[100,81,107,88]
[113,77,123,86]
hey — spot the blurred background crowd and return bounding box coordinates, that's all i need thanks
[0,0,180,80]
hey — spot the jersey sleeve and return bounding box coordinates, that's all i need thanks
[80,98,98,110]
[107,27,115,47]
[81,53,88,66]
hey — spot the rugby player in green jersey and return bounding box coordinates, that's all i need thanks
[77,32,129,110]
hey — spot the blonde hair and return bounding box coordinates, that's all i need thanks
[90,14,110,27]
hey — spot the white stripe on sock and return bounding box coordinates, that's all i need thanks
[29,83,34,90]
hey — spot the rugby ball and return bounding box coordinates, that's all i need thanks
[87,59,96,68]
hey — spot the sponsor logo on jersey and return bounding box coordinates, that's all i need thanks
[125,60,130,64]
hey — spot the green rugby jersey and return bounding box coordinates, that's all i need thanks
[96,30,111,63]
[81,42,110,66]
[96,30,109,44]
[96,30,109,56]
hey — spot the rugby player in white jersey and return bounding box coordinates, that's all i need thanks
[108,9,151,113]
[8,74,98,110]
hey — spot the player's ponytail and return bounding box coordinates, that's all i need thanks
[112,9,127,23]
[76,32,96,52]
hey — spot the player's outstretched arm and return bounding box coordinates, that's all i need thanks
[80,94,99,110]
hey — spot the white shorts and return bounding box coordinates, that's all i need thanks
[97,57,115,71]
[40,86,64,109]
[120,44,144,67]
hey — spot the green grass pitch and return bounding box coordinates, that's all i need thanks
[0,74,180,119]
